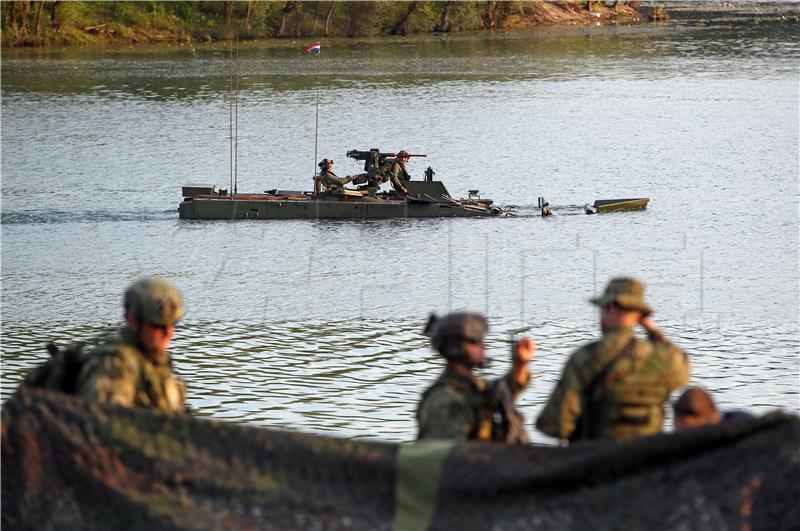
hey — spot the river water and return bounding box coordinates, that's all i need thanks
[2,17,798,443]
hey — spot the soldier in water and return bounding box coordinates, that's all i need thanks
[318,159,355,192]
[416,312,535,444]
[76,276,189,413]
[536,277,690,443]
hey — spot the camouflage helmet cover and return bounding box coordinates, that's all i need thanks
[423,312,487,356]
[590,276,652,316]
[124,276,184,326]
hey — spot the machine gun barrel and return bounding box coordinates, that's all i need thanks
[346,149,427,161]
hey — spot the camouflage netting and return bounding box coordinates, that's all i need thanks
[2,388,798,530]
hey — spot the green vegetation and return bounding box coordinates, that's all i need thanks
[1,1,641,48]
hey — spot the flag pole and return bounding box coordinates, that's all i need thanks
[313,51,320,191]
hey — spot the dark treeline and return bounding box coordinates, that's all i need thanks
[1,1,642,47]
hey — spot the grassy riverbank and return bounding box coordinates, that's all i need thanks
[1,1,645,48]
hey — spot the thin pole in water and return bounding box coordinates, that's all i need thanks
[235,36,239,194]
[229,39,234,198]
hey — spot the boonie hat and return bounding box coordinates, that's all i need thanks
[423,312,487,354]
[124,276,184,326]
[590,277,653,316]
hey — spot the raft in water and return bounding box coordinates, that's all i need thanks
[585,197,650,214]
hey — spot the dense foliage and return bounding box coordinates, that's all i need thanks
[1,1,640,47]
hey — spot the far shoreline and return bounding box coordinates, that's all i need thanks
[2,1,797,51]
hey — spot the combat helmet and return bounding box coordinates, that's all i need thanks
[423,312,487,361]
[124,276,184,326]
[396,150,409,161]
[318,158,333,169]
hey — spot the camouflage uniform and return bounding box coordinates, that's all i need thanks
[377,151,410,192]
[76,328,187,412]
[416,312,530,444]
[417,367,528,442]
[320,167,353,191]
[76,277,188,414]
[536,278,690,443]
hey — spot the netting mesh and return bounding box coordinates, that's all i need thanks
[2,388,798,531]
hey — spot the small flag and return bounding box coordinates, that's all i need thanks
[304,42,321,55]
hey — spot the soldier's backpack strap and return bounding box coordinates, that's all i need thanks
[572,339,636,442]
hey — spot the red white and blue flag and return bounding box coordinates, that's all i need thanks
[304,42,321,54]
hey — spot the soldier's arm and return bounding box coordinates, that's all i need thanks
[510,337,535,394]
[76,353,138,407]
[665,345,690,389]
[417,389,475,441]
[641,317,690,389]
[535,355,584,440]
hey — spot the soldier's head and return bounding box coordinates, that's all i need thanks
[124,276,184,356]
[318,158,333,170]
[672,387,722,430]
[590,277,652,331]
[424,312,488,369]
[397,150,410,163]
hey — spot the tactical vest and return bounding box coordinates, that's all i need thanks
[87,340,186,413]
[579,340,672,442]
[420,372,527,444]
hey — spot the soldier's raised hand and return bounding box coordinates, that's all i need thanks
[513,337,536,365]
[639,316,658,334]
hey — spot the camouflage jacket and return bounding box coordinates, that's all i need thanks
[320,169,350,190]
[378,159,409,192]
[75,328,187,414]
[416,367,530,444]
[536,326,689,443]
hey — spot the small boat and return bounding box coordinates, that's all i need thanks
[585,198,649,214]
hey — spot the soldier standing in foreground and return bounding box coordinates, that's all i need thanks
[536,277,689,443]
[416,312,535,444]
[75,276,189,413]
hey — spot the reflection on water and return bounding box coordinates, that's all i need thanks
[2,18,798,441]
[2,20,797,100]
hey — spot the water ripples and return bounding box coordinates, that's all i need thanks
[1,209,175,225]
[2,318,797,442]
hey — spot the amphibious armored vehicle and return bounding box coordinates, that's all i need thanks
[179,149,502,220]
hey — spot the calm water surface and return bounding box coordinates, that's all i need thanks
[2,18,798,443]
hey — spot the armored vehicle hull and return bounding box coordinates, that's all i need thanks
[179,181,502,220]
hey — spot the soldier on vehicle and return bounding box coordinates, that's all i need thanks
[536,277,690,443]
[416,312,535,444]
[318,159,354,192]
[377,150,411,194]
[75,276,189,413]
